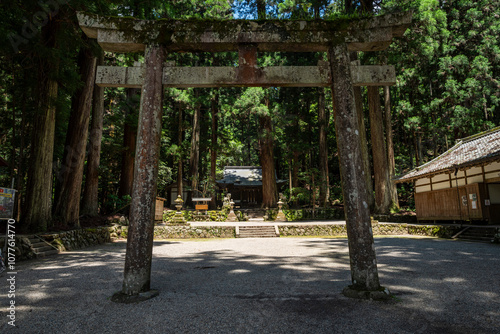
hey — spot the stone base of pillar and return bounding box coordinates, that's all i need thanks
[226,209,238,222]
[111,289,159,304]
[342,285,392,301]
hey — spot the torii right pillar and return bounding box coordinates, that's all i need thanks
[328,43,390,300]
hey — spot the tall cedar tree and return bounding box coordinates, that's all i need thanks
[22,19,59,232]
[81,50,105,216]
[54,38,97,227]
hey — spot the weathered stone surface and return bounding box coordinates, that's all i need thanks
[122,45,166,296]
[41,227,112,251]
[329,43,381,292]
[226,209,238,222]
[351,65,396,86]
[96,66,143,88]
[77,11,412,53]
[111,289,159,304]
[342,285,392,301]
[96,64,395,88]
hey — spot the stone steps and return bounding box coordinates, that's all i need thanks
[27,235,60,258]
[237,226,279,238]
[454,227,498,243]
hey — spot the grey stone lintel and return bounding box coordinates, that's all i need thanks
[95,64,396,88]
[77,12,412,53]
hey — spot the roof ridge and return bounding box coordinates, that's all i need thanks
[457,126,500,144]
[415,126,500,171]
[395,126,500,182]
[411,139,463,173]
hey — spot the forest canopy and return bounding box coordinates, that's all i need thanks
[0,0,498,232]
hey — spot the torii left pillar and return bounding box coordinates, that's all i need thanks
[112,44,165,303]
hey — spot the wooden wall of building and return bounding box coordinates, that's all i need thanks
[413,161,500,223]
[415,161,500,193]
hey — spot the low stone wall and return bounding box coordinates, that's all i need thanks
[406,224,459,238]
[279,208,345,221]
[373,214,418,223]
[279,223,460,238]
[111,225,235,239]
[41,227,113,251]
[0,236,37,261]
[280,225,348,237]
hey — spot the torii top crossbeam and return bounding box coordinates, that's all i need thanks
[78,12,411,88]
[78,12,411,53]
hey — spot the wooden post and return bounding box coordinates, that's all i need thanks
[113,45,165,302]
[328,44,389,299]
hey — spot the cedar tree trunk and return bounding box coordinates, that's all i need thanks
[54,39,97,228]
[119,88,139,199]
[81,50,105,216]
[22,20,59,233]
[177,104,183,199]
[368,86,393,214]
[259,114,277,208]
[210,90,219,208]
[189,99,201,193]
[383,86,399,208]
[318,88,330,207]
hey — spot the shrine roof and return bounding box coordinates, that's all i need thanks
[396,127,500,183]
[217,166,264,187]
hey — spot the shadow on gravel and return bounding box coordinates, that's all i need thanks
[1,237,499,333]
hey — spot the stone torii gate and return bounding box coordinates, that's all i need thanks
[78,12,411,302]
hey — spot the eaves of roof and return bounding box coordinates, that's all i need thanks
[395,126,500,183]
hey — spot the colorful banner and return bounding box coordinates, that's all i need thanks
[0,187,16,219]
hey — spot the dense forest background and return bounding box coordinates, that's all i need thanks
[0,0,498,232]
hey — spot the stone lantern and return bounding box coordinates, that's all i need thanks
[172,195,187,224]
[275,195,287,222]
[226,198,238,222]
[175,195,183,211]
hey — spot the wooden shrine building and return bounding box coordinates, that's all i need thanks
[396,127,500,224]
[216,166,286,207]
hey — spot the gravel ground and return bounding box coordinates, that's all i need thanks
[1,236,499,333]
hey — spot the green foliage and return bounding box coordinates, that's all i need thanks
[284,209,304,221]
[157,162,173,198]
[284,187,312,205]
[379,0,500,175]
[283,208,344,220]
[329,183,343,203]
[164,210,193,222]
[2,0,499,228]
[234,87,269,117]
[106,195,131,213]
[163,209,227,222]
[235,210,249,221]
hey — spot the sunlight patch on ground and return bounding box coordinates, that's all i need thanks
[228,269,251,274]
